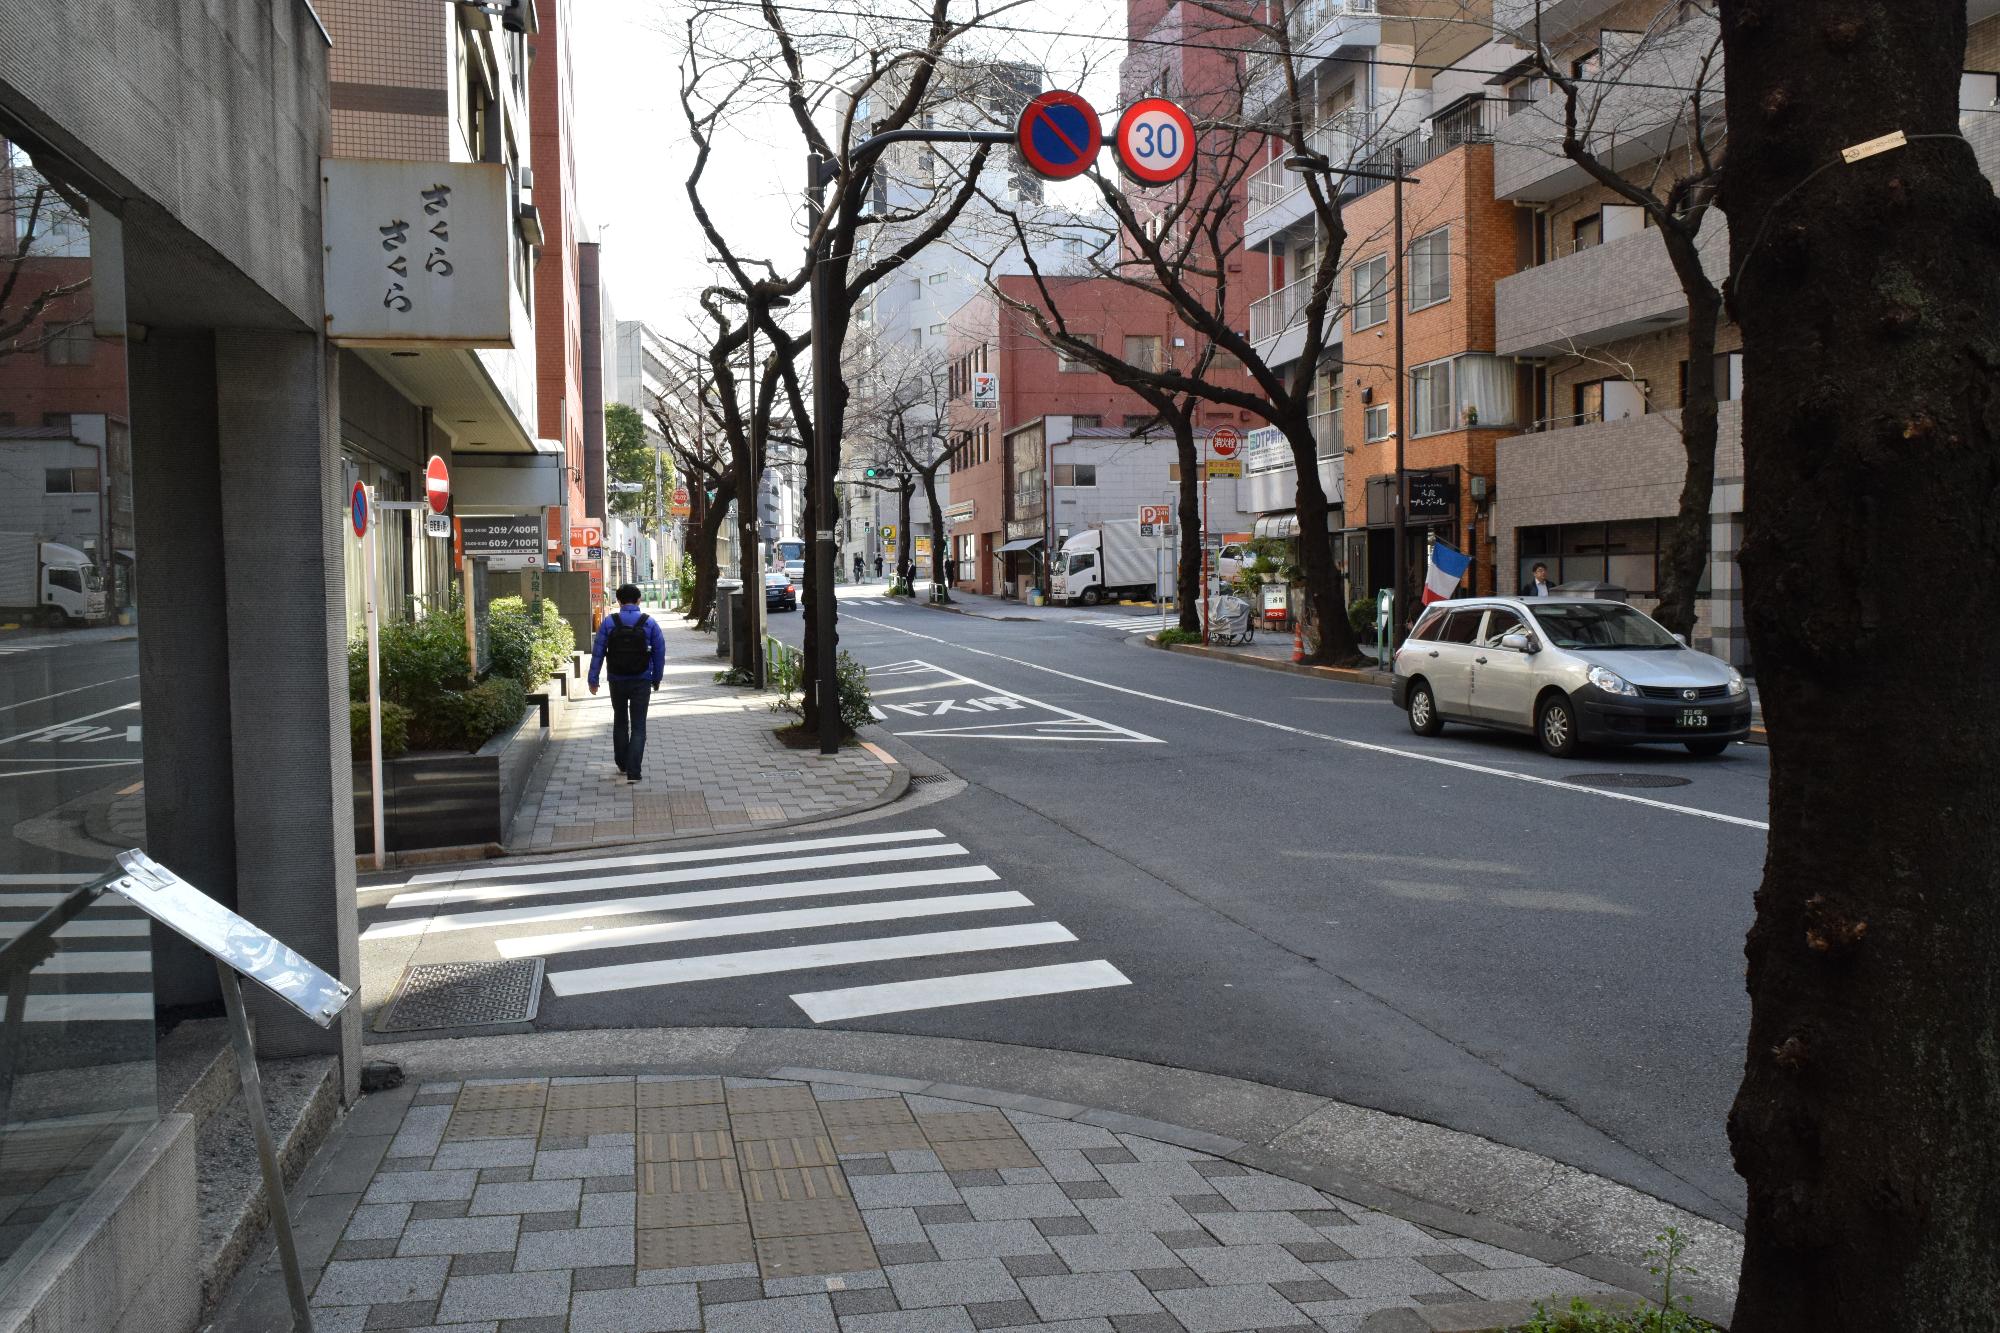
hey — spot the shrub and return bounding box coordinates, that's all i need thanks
[486,596,537,686]
[407,676,527,753]
[1348,596,1379,640]
[1157,627,1202,646]
[350,601,532,753]
[350,700,411,760]
[836,651,873,732]
[675,554,697,613]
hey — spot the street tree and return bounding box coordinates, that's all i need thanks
[850,338,956,598]
[1,140,91,359]
[1716,2,2000,1326]
[1508,1,1725,640]
[606,402,668,527]
[651,338,735,625]
[678,0,1013,726]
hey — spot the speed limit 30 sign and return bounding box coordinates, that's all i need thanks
[1114,98,1196,186]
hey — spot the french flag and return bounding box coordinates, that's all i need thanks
[1422,541,1471,604]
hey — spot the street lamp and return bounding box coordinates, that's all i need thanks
[1284,147,1420,641]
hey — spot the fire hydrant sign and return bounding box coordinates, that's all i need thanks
[1209,426,1241,458]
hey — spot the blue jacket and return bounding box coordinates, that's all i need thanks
[589,605,666,687]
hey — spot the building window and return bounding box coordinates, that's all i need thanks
[1574,377,1647,423]
[1052,464,1097,486]
[1572,212,1602,252]
[1678,351,1743,404]
[1409,358,1454,437]
[927,272,950,285]
[1122,413,1156,429]
[1059,333,1099,372]
[1364,404,1390,441]
[929,323,946,337]
[42,324,94,366]
[1070,414,1101,428]
[1408,227,1450,310]
[1123,335,1162,372]
[1516,519,1688,598]
[45,466,97,494]
[1351,255,1388,331]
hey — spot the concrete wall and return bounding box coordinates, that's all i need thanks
[1494,212,1728,357]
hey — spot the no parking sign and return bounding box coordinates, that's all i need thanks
[1016,90,1101,181]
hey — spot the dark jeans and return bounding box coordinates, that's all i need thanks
[609,679,652,778]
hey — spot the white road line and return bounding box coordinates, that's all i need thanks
[872,659,1161,746]
[363,865,1002,940]
[0,674,139,716]
[0,919,150,940]
[494,891,1033,959]
[400,829,947,888]
[0,873,99,886]
[21,993,152,1022]
[0,701,141,747]
[389,843,973,909]
[792,959,1131,1022]
[842,614,1769,831]
[0,761,143,780]
[545,921,1077,997]
[37,950,152,974]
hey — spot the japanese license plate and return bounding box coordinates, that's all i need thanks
[1677,708,1710,728]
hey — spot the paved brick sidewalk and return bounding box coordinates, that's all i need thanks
[247,1073,1617,1333]
[507,620,893,851]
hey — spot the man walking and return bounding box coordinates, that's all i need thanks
[589,584,667,783]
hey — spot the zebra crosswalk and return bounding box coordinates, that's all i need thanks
[841,597,906,609]
[364,829,1130,1023]
[1068,614,1164,634]
[0,875,155,1024]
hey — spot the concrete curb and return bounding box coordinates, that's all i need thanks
[917,597,1037,622]
[346,1026,1740,1325]
[1148,633,1395,689]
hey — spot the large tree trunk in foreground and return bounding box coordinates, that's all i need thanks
[1286,421,1362,665]
[923,472,949,600]
[1720,2,2000,1328]
[1173,418,1202,634]
[1655,248,1723,642]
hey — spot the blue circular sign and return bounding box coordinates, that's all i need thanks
[351,482,369,539]
[1017,91,1102,181]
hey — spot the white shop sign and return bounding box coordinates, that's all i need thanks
[322,159,513,346]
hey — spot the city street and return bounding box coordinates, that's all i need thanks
[365,588,1764,1241]
[0,627,143,879]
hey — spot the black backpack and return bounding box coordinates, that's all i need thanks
[604,613,651,676]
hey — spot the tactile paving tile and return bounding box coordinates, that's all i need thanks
[916,1112,1020,1142]
[756,1230,881,1279]
[638,1078,726,1108]
[638,1104,729,1135]
[816,1098,919,1129]
[547,1081,636,1110]
[743,1167,850,1204]
[455,1081,550,1111]
[729,1110,829,1141]
[638,1187,748,1229]
[642,1158,742,1193]
[541,1104,637,1138]
[828,1122,930,1154]
[737,1136,840,1171]
[933,1138,1043,1171]
[445,1105,544,1140]
[641,1131,735,1163]
[748,1196,867,1239]
[638,1223,756,1269]
[724,1085,818,1114]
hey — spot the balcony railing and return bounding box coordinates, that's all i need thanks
[1245,0,1379,87]
[1311,408,1342,458]
[1346,95,1508,200]
[1247,113,1375,221]
[1250,275,1336,343]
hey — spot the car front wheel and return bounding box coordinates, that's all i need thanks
[1407,681,1443,736]
[1079,588,1101,606]
[1538,693,1580,758]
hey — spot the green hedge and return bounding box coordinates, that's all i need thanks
[350,700,412,760]
[487,595,572,691]
[349,600,533,754]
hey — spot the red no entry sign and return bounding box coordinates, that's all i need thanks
[1017,91,1101,181]
[1114,98,1196,186]
[425,455,451,514]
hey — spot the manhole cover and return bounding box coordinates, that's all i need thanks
[377,958,545,1032]
[1565,772,1693,789]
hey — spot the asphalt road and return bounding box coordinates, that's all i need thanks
[0,628,143,879]
[365,587,1763,1229]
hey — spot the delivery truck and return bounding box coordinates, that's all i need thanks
[1052,521,1161,606]
[0,533,105,626]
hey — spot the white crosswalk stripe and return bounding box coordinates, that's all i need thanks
[1,885,154,1023]
[364,829,1129,1022]
[1069,615,1161,634]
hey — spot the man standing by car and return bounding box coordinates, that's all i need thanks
[1519,562,1554,597]
[588,584,667,783]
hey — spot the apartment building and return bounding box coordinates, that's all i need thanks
[1484,0,1999,667]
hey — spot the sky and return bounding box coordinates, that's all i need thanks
[569,1,1130,338]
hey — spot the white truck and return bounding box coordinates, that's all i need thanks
[0,533,105,626]
[1053,521,1160,606]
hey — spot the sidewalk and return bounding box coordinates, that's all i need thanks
[505,617,899,852]
[210,1031,1739,1333]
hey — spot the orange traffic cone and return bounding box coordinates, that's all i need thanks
[1292,620,1304,663]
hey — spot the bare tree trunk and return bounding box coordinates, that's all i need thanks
[1720,1,2000,1327]
[687,480,732,627]
[922,471,949,600]
[895,482,915,590]
[1172,417,1202,634]
[1655,261,1723,641]
[1285,420,1362,665]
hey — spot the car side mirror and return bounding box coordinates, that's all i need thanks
[1672,632,1688,647]
[1500,631,1535,653]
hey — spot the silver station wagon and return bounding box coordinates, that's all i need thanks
[1390,597,1751,758]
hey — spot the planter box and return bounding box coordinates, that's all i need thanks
[354,705,547,853]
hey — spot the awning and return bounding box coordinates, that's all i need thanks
[1253,515,1300,539]
[997,537,1044,553]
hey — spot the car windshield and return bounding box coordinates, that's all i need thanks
[1529,601,1679,650]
